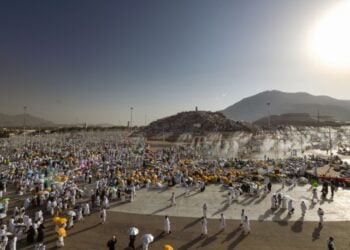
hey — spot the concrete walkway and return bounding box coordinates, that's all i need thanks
[110,183,350,222]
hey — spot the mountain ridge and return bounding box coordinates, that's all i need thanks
[221,90,350,122]
[0,113,55,127]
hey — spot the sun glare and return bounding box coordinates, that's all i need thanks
[308,1,350,70]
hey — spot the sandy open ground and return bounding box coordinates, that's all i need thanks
[16,183,350,250]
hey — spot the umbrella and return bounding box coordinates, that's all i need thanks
[67,210,76,217]
[310,179,318,188]
[52,216,61,224]
[0,213,6,219]
[141,234,154,244]
[163,244,174,250]
[56,227,67,237]
[128,227,139,236]
[58,218,67,224]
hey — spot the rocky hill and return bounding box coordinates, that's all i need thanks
[143,111,255,139]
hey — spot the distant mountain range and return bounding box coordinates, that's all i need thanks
[0,113,55,128]
[221,90,350,122]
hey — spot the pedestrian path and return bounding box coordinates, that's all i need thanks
[110,184,350,222]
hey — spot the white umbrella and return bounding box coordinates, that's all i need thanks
[128,227,139,236]
[141,234,154,244]
[67,210,76,216]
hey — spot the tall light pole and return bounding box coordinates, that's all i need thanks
[130,107,133,131]
[23,106,27,146]
[266,102,271,130]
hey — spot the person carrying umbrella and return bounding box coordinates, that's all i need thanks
[141,234,154,250]
[128,227,139,250]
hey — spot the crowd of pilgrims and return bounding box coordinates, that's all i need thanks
[0,131,344,249]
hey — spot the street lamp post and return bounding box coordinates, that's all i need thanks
[130,107,133,132]
[266,102,271,130]
[23,106,27,146]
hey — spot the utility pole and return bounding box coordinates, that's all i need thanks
[329,127,332,158]
[300,131,303,155]
[266,102,271,131]
[130,107,133,132]
[23,106,27,146]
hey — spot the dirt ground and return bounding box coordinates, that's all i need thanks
[19,209,350,250]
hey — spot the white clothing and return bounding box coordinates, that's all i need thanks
[243,218,250,235]
[171,194,176,206]
[100,209,106,223]
[56,236,64,247]
[201,218,208,235]
[9,236,16,250]
[203,204,207,217]
[142,242,149,250]
[219,215,226,230]
[164,218,171,233]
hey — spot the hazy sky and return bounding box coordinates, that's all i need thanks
[0,0,349,125]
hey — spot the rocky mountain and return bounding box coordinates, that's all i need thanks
[221,90,350,122]
[0,113,55,127]
[143,111,255,138]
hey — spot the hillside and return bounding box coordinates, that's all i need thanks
[0,113,55,127]
[143,111,255,138]
[221,90,350,122]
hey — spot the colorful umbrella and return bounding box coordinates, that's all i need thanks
[58,218,67,224]
[310,179,318,188]
[163,244,174,250]
[56,227,67,237]
[52,216,61,224]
